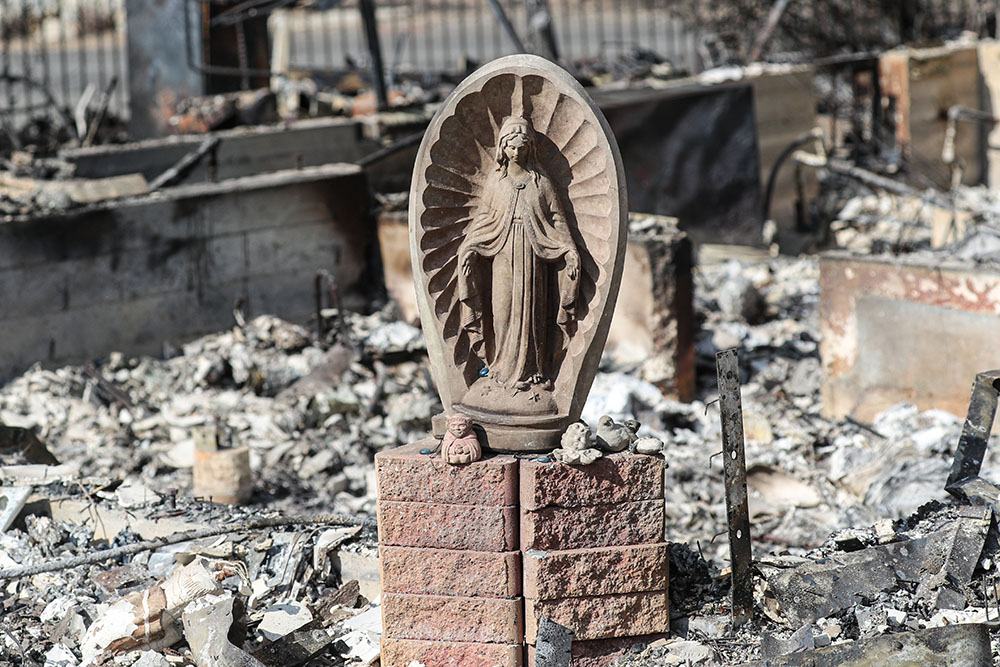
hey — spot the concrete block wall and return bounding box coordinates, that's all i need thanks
[819,252,1000,422]
[0,164,378,382]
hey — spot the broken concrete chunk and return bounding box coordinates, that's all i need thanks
[80,558,222,663]
[741,623,992,666]
[182,592,266,667]
[258,602,313,641]
[0,486,31,532]
[130,652,171,667]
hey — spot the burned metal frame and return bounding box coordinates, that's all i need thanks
[945,370,1000,498]
[715,348,753,627]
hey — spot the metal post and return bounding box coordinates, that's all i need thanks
[485,0,528,53]
[715,348,752,628]
[358,0,388,112]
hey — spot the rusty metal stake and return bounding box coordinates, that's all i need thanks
[715,348,752,628]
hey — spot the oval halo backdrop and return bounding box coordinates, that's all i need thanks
[409,54,628,451]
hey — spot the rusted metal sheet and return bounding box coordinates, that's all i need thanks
[715,348,752,627]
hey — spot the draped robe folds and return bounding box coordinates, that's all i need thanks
[457,168,579,386]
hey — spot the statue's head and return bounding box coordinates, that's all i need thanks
[496,116,536,172]
[447,414,474,437]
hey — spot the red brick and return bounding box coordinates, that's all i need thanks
[380,546,521,598]
[378,501,518,551]
[521,500,663,551]
[376,441,519,506]
[525,591,669,643]
[381,638,523,667]
[527,634,667,667]
[382,593,523,644]
[523,544,669,599]
[520,455,664,510]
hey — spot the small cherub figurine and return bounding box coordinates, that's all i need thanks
[441,414,482,465]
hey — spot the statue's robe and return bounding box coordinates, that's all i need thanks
[457,167,579,386]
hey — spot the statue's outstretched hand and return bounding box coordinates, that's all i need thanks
[566,252,579,280]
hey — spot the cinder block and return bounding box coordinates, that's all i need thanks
[521,500,663,551]
[382,593,523,644]
[819,252,1000,422]
[376,442,519,506]
[520,455,664,511]
[525,591,670,643]
[380,546,521,598]
[523,544,669,600]
[378,501,518,551]
[526,634,667,667]
[606,215,695,400]
[381,638,523,667]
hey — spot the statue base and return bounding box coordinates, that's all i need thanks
[451,403,566,452]
[375,441,670,666]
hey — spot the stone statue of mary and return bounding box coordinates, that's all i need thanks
[457,116,581,402]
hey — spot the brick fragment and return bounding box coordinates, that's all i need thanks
[523,543,669,599]
[525,591,670,643]
[382,593,523,644]
[376,442,519,506]
[380,638,523,667]
[527,634,667,667]
[378,501,518,551]
[380,546,521,598]
[521,500,663,551]
[520,455,664,510]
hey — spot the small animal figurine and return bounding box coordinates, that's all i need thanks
[552,421,602,465]
[441,414,482,465]
[595,415,633,452]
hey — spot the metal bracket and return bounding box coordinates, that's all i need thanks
[946,370,1000,498]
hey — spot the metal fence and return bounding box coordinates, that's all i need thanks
[266,0,702,80]
[0,0,127,137]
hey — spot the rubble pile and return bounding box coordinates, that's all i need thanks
[2,245,1000,664]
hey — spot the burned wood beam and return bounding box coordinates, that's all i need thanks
[149,136,221,190]
[946,370,1000,496]
[715,348,752,627]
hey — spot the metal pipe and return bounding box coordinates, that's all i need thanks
[358,0,389,112]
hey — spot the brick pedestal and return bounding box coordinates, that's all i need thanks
[376,444,669,667]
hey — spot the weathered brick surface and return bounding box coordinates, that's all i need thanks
[525,591,670,643]
[527,634,668,667]
[380,638,523,667]
[523,543,669,599]
[382,593,523,644]
[380,546,521,598]
[521,500,664,551]
[378,501,518,551]
[520,455,664,510]
[376,442,519,506]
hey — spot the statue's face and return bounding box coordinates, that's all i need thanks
[503,133,530,166]
[447,416,472,437]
